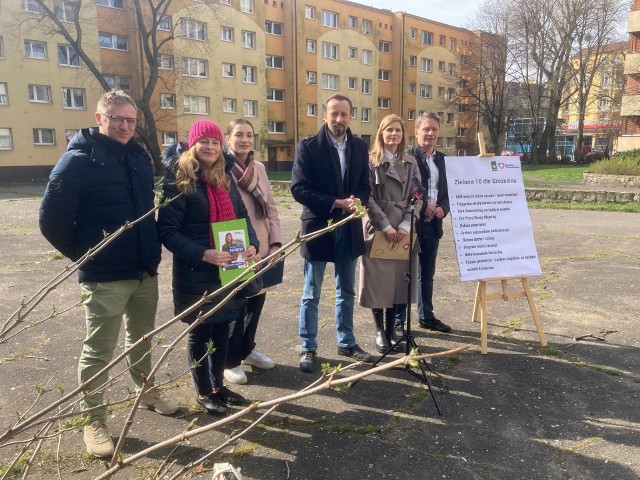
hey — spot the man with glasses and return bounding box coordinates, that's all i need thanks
[40,90,178,458]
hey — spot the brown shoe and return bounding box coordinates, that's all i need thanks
[83,420,114,458]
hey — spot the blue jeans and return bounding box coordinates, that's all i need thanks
[299,225,357,352]
[395,220,440,324]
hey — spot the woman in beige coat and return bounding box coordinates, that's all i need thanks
[223,119,283,384]
[359,114,422,353]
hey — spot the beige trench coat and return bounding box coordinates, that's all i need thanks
[232,159,283,294]
[358,152,422,308]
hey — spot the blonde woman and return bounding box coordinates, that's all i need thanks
[358,114,422,352]
[158,120,259,415]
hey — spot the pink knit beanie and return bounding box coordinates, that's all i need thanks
[188,120,223,149]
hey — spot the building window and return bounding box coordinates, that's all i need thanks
[55,1,76,22]
[599,97,612,108]
[439,34,446,46]
[242,65,257,83]
[361,108,370,122]
[104,74,131,90]
[601,71,612,85]
[446,113,454,125]
[65,129,78,143]
[162,131,177,146]
[409,55,416,68]
[439,60,446,72]
[266,55,284,68]
[99,32,128,50]
[409,27,416,39]
[407,109,415,120]
[379,69,390,81]
[449,63,456,76]
[421,30,433,45]
[448,88,455,100]
[240,0,254,13]
[322,73,338,90]
[25,40,47,59]
[446,137,454,149]
[305,5,315,19]
[348,47,357,59]
[362,19,372,35]
[221,26,234,42]
[58,44,80,66]
[461,54,469,65]
[421,57,432,72]
[306,71,317,84]
[322,42,339,60]
[378,40,391,53]
[222,98,237,112]
[180,19,206,40]
[158,53,173,70]
[321,10,337,28]
[267,88,284,101]
[408,83,416,94]
[23,0,44,13]
[158,15,171,31]
[62,87,86,109]
[28,84,52,103]
[457,127,467,137]
[306,39,316,53]
[449,38,457,51]
[0,37,3,59]
[222,63,236,77]
[438,86,445,97]
[419,84,431,98]
[378,97,390,109]
[219,0,232,4]
[160,93,175,109]
[361,78,371,94]
[348,77,356,89]
[265,20,283,35]
[182,57,207,77]
[267,121,285,133]
[33,128,56,145]
[307,103,317,116]
[362,49,372,65]
[241,30,256,49]
[97,0,125,8]
[243,100,257,117]
[0,83,7,105]
[184,95,209,114]
[458,104,466,113]
[459,79,468,89]
[348,16,357,29]
[0,128,12,149]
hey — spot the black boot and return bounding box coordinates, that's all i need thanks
[385,307,402,351]
[372,309,389,353]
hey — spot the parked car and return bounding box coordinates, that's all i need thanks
[585,150,606,162]
[500,150,523,161]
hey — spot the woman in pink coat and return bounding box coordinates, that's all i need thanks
[223,119,283,384]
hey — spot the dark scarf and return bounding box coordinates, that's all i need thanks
[202,174,236,248]
[229,151,268,219]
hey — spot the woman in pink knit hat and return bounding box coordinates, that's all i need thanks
[158,119,260,415]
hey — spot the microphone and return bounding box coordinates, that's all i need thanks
[411,176,429,201]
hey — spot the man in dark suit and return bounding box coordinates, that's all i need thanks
[396,112,452,334]
[291,94,373,373]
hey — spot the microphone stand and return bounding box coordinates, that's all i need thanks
[365,193,443,415]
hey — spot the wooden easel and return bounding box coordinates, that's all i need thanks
[470,134,547,354]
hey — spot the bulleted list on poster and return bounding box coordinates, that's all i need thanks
[445,156,541,282]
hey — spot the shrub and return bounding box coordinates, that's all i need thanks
[589,150,640,175]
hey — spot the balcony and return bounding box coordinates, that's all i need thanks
[624,52,640,75]
[628,10,640,34]
[620,93,640,116]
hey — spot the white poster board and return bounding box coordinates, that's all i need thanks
[445,156,541,281]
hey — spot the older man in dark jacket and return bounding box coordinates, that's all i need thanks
[39,90,178,458]
[291,94,373,373]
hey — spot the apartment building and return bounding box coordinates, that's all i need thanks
[619,0,640,151]
[0,0,479,178]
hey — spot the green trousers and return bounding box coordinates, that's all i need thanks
[78,274,158,421]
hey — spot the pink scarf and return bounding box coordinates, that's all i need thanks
[202,175,236,248]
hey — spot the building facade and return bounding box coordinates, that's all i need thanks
[619,0,640,151]
[0,0,480,177]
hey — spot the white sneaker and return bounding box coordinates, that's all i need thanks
[243,349,275,370]
[224,366,247,384]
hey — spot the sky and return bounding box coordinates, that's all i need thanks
[359,0,481,29]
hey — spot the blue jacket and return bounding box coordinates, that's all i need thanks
[158,147,259,324]
[39,128,161,282]
[291,125,370,261]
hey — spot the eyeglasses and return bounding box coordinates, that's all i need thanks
[100,112,137,126]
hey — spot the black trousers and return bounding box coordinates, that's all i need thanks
[226,293,267,368]
[187,320,230,395]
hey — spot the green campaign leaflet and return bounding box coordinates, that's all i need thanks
[211,218,254,286]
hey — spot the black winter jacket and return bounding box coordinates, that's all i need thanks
[39,128,161,282]
[157,150,259,324]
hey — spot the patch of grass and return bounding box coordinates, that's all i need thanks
[567,436,605,453]
[267,172,292,181]
[49,251,65,261]
[328,423,380,435]
[230,442,257,459]
[0,451,33,477]
[589,151,640,175]
[527,201,640,213]
[522,164,587,182]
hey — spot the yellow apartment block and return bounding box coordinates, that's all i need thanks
[0,0,480,178]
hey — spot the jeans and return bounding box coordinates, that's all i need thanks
[227,293,266,368]
[395,220,440,324]
[78,273,158,421]
[299,225,357,352]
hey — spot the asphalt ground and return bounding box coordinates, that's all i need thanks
[0,183,638,479]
